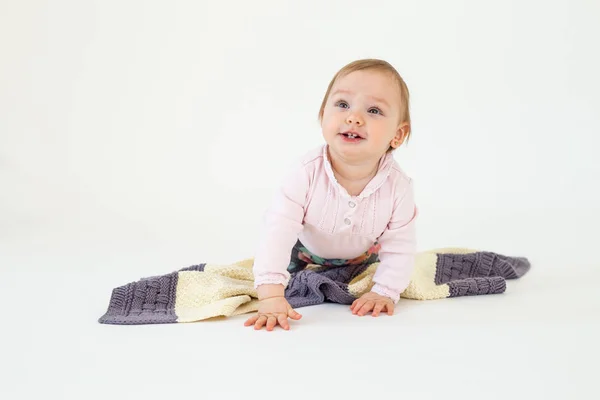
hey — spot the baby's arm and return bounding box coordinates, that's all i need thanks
[253,161,310,290]
[371,178,418,304]
[246,162,310,330]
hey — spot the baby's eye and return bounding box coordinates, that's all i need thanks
[335,100,349,109]
[368,107,383,115]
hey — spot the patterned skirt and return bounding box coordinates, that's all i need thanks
[287,240,381,274]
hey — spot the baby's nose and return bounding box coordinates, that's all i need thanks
[346,114,363,125]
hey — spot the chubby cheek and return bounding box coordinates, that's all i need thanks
[321,114,341,137]
[370,121,397,144]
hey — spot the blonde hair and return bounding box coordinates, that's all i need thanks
[318,59,411,143]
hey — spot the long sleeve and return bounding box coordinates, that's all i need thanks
[253,162,310,288]
[370,178,418,303]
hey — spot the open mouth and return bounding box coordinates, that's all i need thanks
[339,131,365,140]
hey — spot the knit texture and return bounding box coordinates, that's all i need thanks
[100,272,179,325]
[98,248,530,325]
[435,252,530,297]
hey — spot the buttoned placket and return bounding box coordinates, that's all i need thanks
[321,144,393,234]
[343,196,358,228]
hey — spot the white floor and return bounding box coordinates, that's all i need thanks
[3,219,599,400]
[2,1,599,398]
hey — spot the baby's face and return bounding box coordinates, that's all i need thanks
[321,69,403,163]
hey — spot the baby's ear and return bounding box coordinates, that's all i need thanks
[391,123,410,148]
[398,122,410,141]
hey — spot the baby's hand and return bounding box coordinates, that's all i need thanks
[244,296,302,331]
[351,292,395,317]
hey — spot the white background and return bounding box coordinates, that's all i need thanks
[1,1,599,399]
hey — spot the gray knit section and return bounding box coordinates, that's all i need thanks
[435,252,494,284]
[285,263,369,308]
[448,276,507,297]
[98,273,178,325]
[491,255,530,279]
[98,263,206,325]
[179,264,206,272]
[436,252,531,297]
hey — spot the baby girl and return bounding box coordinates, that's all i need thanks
[244,59,417,331]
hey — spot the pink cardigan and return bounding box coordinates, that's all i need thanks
[253,145,417,303]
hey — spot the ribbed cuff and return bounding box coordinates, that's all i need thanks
[253,273,289,289]
[371,283,401,304]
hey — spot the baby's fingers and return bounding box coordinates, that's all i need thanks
[352,298,365,314]
[254,315,267,330]
[266,316,277,331]
[288,308,302,320]
[277,314,290,330]
[386,302,394,315]
[244,314,260,326]
[372,302,385,317]
[358,300,375,316]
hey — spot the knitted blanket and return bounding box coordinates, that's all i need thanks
[98,248,530,325]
